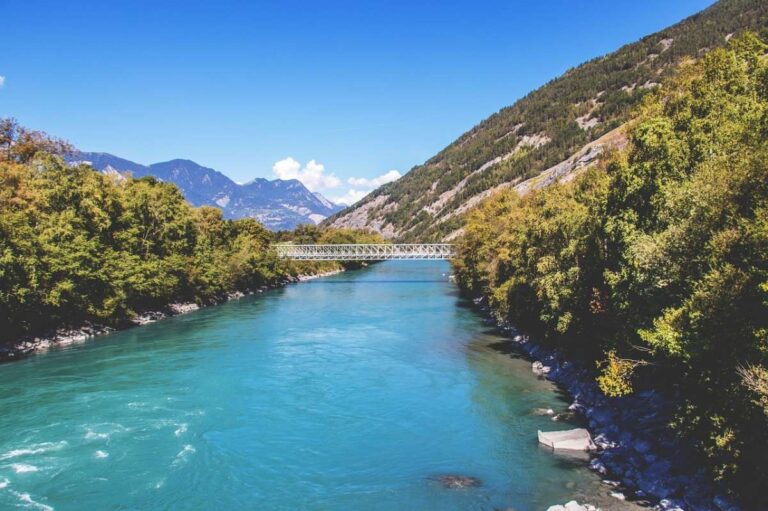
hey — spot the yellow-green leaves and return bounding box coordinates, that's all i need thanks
[0,126,327,339]
[453,34,768,499]
[596,351,637,397]
[639,307,686,358]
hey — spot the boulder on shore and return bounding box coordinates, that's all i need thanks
[547,501,598,511]
[532,361,551,375]
[538,428,596,451]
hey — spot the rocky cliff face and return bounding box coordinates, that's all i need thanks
[325,0,768,241]
[72,152,343,230]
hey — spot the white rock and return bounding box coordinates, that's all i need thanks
[564,500,588,511]
[609,491,625,501]
[593,434,615,449]
[532,361,551,375]
[169,303,200,314]
[590,458,607,475]
[547,502,596,511]
[539,428,597,451]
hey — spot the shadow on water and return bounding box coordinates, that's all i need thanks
[539,445,591,467]
[463,319,590,429]
[487,339,526,356]
[455,295,480,309]
[485,337,585,420]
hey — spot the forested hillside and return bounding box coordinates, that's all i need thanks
[454,35,768,506]
[326,0,768,242]
[0,121,380,345]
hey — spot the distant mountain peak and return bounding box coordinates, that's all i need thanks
[72,151,344,230]
[312,191,335,210]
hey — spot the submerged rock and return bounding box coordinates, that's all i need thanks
[431,474,482,489]
[552,410,579,423]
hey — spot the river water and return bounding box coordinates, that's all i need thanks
[0,261,639,510]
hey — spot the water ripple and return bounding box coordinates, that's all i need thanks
[10,490,54,511]
[0,261,641,510]
[0,442,67,461]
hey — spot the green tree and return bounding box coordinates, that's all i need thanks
[454,34,768,504]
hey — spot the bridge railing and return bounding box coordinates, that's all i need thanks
[274,243,455,261]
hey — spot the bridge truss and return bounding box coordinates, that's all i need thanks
[274,243,455,261]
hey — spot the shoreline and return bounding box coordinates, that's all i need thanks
[0,268,345,364]
[471,296,739,511]
[0,266,736,509]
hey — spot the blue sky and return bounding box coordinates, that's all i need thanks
[1,0,714,204]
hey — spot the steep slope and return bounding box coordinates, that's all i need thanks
[147,159,239,208]
[73,152,343,230]
[325,0,768,241]
[228,177,342,229]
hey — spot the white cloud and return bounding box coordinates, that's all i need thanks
[0,76,5,88]
[272,157,341,191]
[272,157,301,178]
[270,158,400,207]
[332,170,401,206]
[347,170,401,189]
[332,189,370,206]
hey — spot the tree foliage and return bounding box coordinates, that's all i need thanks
[0,125,381,342]
[454,34,768,504]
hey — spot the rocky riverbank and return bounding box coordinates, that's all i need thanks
[296,269,345,282]
[0,269,345,364]
[472,297,741,511]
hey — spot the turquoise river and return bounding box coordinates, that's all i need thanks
[0,261,639,510]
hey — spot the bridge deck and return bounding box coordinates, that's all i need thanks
[274,243,454,261]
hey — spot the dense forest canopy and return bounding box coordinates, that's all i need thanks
[0,121,382,344]
[454,34,768,505]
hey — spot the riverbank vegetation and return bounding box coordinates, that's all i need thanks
[0,121,382,344]
[454,34,768,504]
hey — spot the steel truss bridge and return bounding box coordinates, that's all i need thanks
[274,243,455,261]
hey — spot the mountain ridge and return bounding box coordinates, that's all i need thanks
[72,151,344,230]
[325,0,768,241]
